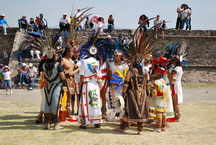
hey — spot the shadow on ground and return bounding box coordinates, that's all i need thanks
[0,114,43,130]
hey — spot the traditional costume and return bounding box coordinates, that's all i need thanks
[120,62,147,134]
[79,46,102,128]
[107,54,129,120]
[174,66,183,104]
[41,55,65,129]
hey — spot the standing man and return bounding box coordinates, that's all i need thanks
[61,46,79,116]
[79,46,102,129]
[107,15,114,33]
[0,14,9,35]
[176,6,183,30]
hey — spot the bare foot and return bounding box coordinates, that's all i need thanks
[137,131,142,135]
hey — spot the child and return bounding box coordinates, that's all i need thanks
[2,66,12,95]
[150,66,167,132]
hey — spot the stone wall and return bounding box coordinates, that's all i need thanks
[0,34,16,65]
[0,28,216,83]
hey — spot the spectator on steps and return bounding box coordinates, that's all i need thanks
[18,16,28,32]
[30,48,41,60]
[107,15,114,33]
[35,13,47,33]
[59,13,70,38]
[27,63,38,90]
[0,14,9,35]
[29,18,38,32]
[186,7,192,30]
[84,17,90,30]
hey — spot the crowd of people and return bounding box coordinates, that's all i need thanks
[0,3,193,36]
[58,10,115,38]
[0,7,185,135]
[32,13,185,135]
[0,63,38,92]
[18,13,48,33]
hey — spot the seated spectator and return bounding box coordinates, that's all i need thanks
[27,63,38,90]
[35,13,47,33]
[154,15,162,30]
[59,13,70,31]
[29,18,38,32]
[59,13,70,38]
[0,14,9,35]
[16,63,29,88]
[18,16,28,31]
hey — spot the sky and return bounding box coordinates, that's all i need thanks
[1,0,215,30]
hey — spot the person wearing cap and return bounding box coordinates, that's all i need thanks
[79,46,102,129]
[2,66,12,95]
[106,49,129,120]
[0,14,9,35]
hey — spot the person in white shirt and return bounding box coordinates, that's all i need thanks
[154,15,162,30]
[27,63,38,90]
[95,17,105,35]
[59,13,69,32]
[180,4,190,30]
[2,66,12,95]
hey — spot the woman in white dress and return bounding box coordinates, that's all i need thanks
[174,59,184,104]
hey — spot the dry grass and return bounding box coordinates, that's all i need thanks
[0,89,216,145]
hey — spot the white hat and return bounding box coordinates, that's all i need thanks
[29,63,33,67]
[89,46,98,55]
[3,65,9,70]
[63,13,67,16]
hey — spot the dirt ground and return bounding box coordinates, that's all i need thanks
[0,87,216,145]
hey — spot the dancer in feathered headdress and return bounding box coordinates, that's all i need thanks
[115,14,158,135]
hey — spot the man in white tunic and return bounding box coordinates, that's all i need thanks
[79,46,102,129]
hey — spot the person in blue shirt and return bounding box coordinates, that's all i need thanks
[0,14,9,35]
[18,16,28,31]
